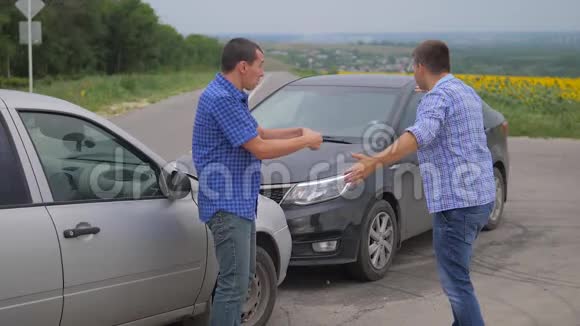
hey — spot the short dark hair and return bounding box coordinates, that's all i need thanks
[412,40,451,74]
[221,38,263,73]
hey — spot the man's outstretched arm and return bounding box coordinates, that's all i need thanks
[344,132,419,184]
[344,91,447,184]
[258,126,303,140]
[243,128,321,160]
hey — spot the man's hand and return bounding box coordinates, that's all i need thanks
[344,132,419,184]
[344,153,381,184]
[303,128,322,150]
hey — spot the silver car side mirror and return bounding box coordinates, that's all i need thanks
[160,161,191,200]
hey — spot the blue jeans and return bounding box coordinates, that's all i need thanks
[207,211,256,326]
[433,202,494,326]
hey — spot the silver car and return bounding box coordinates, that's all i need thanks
[0,89,291,326]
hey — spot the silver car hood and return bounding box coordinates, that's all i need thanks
[173,154,288,234]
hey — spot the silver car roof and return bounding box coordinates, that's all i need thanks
[0,89,169,165]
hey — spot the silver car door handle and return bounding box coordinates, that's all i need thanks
[64,226,101,239]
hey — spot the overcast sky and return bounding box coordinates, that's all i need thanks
[142,0,580,35]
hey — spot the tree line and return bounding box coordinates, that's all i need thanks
[0,0,222,78]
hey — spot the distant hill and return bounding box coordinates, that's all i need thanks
[264,57,293,71]
[214,32,580,49]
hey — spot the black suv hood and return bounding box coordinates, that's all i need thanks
[176,142,364,185]
[261,142,364,184]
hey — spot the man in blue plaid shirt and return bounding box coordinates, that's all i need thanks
[193,38,322,326]
[346,40,495,326]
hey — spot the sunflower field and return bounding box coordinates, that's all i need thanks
[456,74,579,109]
[455,74,580,138]
[337,71,580,138]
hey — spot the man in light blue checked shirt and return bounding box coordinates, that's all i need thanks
[346,40,495,326]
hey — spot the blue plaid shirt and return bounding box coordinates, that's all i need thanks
[192,73,261,223]
[406,74,495,213]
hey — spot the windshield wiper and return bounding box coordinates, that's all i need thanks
[322,136,353,144]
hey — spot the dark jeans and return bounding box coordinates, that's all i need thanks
[207,211,256,326]
[433,202,494,326]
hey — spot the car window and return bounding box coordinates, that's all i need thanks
[253,89,306,127]
[397,93,423,133]
[482,102,504,129]
[399,95,503,131]
[20,112,163,202]
[0,115,32,207]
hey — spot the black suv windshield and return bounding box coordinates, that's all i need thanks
[252,85,401,142]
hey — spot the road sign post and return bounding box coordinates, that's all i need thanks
[15,0,45,93]
[28,0,32,93]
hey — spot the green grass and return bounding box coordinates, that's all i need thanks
[486,99,580,139]
[23,68,215,115]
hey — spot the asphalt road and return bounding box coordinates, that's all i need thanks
[270,136,580,326]
[111,72,580,326]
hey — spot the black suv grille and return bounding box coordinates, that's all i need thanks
[259,186,292,204]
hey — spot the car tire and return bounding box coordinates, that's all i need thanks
[484,167,506,231]
[242,246,277,326]
[347,200,398,282]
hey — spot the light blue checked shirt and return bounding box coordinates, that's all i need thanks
[192,73,261,223]
[406,74,495,214]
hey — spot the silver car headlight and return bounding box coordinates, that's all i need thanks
[283,175,351,206]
